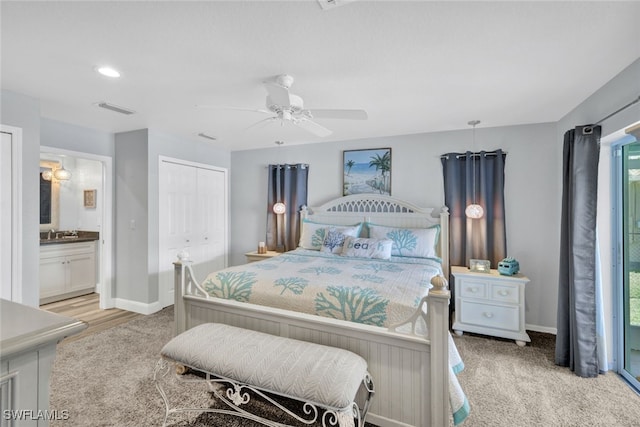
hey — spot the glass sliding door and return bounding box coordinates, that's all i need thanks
[617,138,640,391]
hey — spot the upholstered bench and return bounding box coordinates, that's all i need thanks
[154,323,375,427]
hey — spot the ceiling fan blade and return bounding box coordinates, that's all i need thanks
[305,109,368,120]
[196,105,270,114]
[245,116,278,131]
[294,118,333,137]
[263,81,291,107]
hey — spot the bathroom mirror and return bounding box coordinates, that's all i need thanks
[40,160,60,232]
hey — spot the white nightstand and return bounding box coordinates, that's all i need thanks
[451,266,530,346]
[244,250,280,263]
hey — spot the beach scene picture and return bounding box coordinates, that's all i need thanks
[343,148,391,196]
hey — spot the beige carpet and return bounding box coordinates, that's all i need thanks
[453,331,640,426]
[49,306,640,426]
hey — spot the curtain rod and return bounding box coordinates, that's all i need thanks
[266,164,309,169]
[440,151,506,160]
[593,95,640,126]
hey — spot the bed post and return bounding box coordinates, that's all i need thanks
[428,276,451,426]
[173,259,188,336]
[439,206,450,279]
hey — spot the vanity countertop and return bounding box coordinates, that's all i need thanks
[40,231,99,245]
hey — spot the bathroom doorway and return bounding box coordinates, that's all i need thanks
[39,146,114,309]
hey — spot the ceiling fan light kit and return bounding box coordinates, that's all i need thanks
[200,74,367,138]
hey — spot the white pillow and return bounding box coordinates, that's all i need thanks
[367,223,440,259]
[320,228,357,254]
[341,237,393,260]
[299,220,362,251]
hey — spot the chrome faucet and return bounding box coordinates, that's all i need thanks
[47,229,55,240]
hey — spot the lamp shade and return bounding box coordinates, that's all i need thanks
[53,167,71,181]
[273,202,286,215]
[465,203,484,219]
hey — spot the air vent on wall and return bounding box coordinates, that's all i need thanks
[95,102,136,115]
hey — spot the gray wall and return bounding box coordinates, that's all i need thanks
[40,118,114,158]
[230,122,560,331]
[115,129,150,304]
[0,90,41,306]
[115,129,231,306]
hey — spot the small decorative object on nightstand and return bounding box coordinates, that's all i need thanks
[469,259,491,273]
[452,265,531,347]
[244,250,280,263]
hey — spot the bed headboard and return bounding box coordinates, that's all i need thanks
[301,194,449,277]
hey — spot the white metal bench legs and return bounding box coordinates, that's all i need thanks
[154,323,375,427]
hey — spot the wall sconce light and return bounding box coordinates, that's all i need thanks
[41,170,53,181]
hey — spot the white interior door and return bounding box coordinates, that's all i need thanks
[0,132,12,300]
[192,167,227,278]
[159,159,227,308]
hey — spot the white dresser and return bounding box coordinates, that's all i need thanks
[451,266,530,346]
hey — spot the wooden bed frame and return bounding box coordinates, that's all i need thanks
[174,194,451,427]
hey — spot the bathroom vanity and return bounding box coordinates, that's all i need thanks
[39,232,99,304]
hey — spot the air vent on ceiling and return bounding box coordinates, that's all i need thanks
[95,102,136,115]
[317,0,356,10]
[197,132,217,141]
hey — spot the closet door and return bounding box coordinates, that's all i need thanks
[159,159,227,308]
[191,167,227,280]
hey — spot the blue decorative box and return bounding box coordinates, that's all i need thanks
[498,257,520,276]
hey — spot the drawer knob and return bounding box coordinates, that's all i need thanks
[467,287,478,293]
[483,312,494,318]
[498,290,510,296]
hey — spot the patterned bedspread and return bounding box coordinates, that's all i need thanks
[199,248,470,424]
[200,248,443,328]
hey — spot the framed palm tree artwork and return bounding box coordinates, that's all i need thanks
[343,148,391,196]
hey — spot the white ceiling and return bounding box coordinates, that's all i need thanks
[2,1,639,151]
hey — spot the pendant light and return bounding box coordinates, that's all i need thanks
[273,202,286,215]
[465,120,484,219]
[272,144,286,215]
[53,159,71,181]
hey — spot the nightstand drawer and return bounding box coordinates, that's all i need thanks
[491,283,520,304]
[459,279,489,299]
[460,300,520,332]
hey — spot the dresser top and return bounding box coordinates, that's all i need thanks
[451,265,529,282]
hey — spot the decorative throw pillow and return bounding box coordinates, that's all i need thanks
[320,228,355,254]
[299,220,362,251]
[341,237,393,260]
[367,223,440,259]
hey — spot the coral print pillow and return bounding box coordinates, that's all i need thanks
[299,220,362,251]
[341,237,393,260]
[367,224,440,259]
[320,228,356,254]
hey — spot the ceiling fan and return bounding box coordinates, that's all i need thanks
[199,74,368,137]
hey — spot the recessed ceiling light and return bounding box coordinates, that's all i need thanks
[96,66,121,78]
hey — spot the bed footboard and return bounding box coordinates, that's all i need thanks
[173,259,451,427]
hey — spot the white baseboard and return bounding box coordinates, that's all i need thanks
[114,298,162,315]
[526,324,557,335]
